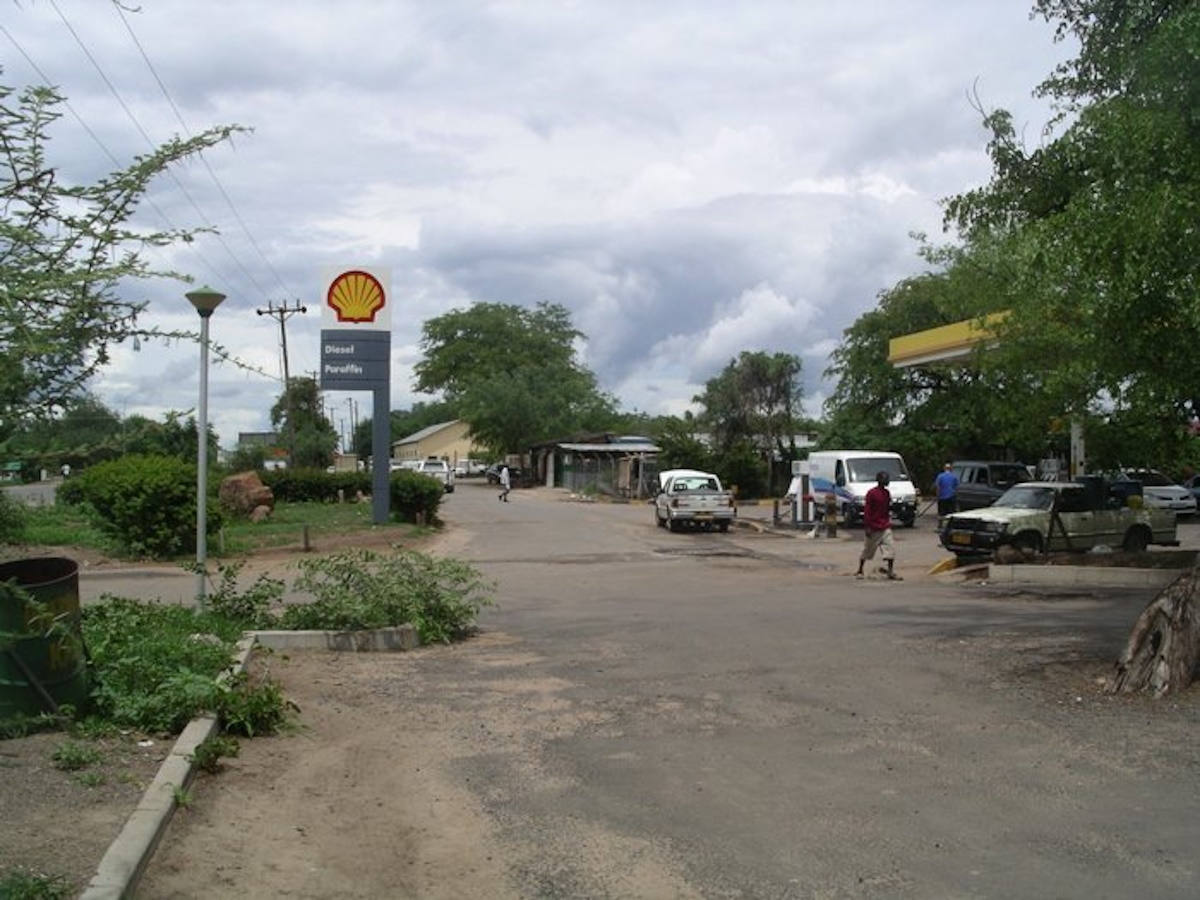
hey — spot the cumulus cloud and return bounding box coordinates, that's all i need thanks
[2,1,1073,444]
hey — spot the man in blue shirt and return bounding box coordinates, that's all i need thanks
[934,463,959,517]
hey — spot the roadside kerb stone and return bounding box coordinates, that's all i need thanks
[254,624,418,652]
[987,562,1182,589]
[79,626,420,899]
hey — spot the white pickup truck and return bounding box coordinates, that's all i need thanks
[654,468,736,533]
[940,479,1177,557]
[415,458,455,493]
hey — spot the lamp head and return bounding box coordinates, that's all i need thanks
[186,286,226,318]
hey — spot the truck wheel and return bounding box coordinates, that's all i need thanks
[655,510,665,528]
[1011,533,1043,557]
[717,522,730,533]
[668,518,680,533]
[1122,527,1150,553]
[900,512,916,528]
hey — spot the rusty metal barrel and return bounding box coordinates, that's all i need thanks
[0,557,91,719]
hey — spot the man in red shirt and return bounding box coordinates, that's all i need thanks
[855,471,901,580]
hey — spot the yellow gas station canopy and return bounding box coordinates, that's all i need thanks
[887,312,1009,367]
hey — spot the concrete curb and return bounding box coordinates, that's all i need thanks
[79,626,419,899]
[986,563,1183,589]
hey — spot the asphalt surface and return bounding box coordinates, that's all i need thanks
[12,481,1200,898]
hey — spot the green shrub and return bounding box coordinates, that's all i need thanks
[53,476,88,507]
[281,547,494,643]
[216,672,288,737]
[70,454,222,559]
[82,598,243,733]
[0,489,27,542]
[190,734,240,773]
[388,470,444,524]
[0,869,71,900]
[261,467,369,503]
[202,561,284,629]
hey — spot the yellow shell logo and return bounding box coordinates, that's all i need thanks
[327,270,385,323]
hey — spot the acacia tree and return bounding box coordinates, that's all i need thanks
[0,79,242,433]
[414,302,616,457]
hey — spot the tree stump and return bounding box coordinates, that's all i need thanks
[1107,559,1200,697]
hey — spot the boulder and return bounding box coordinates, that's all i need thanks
[249,504,273,523]
[220,471,275,517]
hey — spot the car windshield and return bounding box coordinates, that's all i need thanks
[994,484,1056,510]
[994,466,1029,486]
[847,457,909,483]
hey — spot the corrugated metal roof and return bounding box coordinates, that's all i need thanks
[556,442,659,453]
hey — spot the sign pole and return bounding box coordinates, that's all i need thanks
[372,383,390,524]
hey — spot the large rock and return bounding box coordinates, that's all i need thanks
[220,471,275,517]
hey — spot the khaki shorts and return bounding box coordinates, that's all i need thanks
[860,527,895,561]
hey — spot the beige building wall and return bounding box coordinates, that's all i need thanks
[392,420,484,465]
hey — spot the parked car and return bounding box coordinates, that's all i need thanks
[1185,474,1200,508]
[940,478,1178,557]
[1116,468,1195,515]
[653,468,736,532]
[949,460,1032,511]
[415,458,455,493]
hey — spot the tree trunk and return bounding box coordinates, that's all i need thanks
[1108,560,1200,697]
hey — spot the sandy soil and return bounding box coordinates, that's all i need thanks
[0,527,437,898]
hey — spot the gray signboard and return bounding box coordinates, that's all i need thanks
[320,329,391,389]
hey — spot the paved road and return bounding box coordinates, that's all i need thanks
[16,479,1200,897]
[245,482,1198,897]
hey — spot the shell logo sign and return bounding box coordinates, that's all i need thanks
[327,270,385,324]
[321,266,391,332]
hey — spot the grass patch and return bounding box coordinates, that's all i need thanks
[217,500,417,555]
[8,500,419,561]
[51,741,103,772]
[15,504,110,553]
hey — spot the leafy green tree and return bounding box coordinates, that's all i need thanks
[226,442,267,473]
[651,414,713,472]
[693,351,804,494]
[120,413,214,462]
[271,377,338,469]
[414,302,616,456]
[943,1,1200,459]
[0,78,242,432]
[822,239,1056,468]
[2,394,123,471]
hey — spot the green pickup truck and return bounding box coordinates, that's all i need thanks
[939,479,1178,557]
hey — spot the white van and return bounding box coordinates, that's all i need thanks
[807,450,917,527]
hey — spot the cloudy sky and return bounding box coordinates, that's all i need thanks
[3,1,1074,448]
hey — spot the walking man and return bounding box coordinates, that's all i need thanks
[498,464,511,502]
[934,462,959,517]
[855,471,901,580]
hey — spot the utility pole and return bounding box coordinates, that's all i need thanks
[345,397,359,453]
[256,300,307,466]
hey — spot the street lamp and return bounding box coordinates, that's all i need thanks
[187,285,226,605]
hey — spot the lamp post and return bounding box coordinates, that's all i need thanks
[187,286,226,605]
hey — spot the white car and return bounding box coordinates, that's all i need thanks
[1119,469,1196,515]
